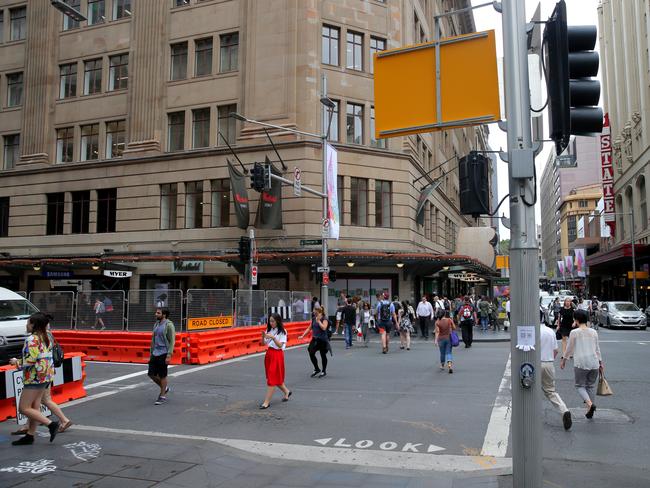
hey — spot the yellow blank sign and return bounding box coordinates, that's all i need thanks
[374,30,500,138]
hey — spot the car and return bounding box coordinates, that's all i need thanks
[596,301,647,330]
[540,296,557,326]
[0,288,39,365]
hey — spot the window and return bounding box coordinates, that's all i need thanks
[71,191,90,234]
[80,124,99,161]
[46,193,65,236]
[370,107,385,148]
[185,181,203,229]
[160,183,177,230]
[578,200,588,208]
[217,104,237,145]
[195,38,213,76]
[106,120,125,158]
[346,31,363,71]
[3,134,20,170]
[322,25,340,66]
[84,59,102,95]
[56,127,74,163]
[323,99,339,142]
[168,112,185,151]
[59,63,77,99]
[87,0,105,25]
[192,108,210,148]
[369,36,386,73]
[375,180,392,228]
[346,103,363,144]
[113,0,131,20]
[63,0,81,30]
[10,7,26,41]
[0,12,3,43]
[6,72,23,107]
[211,179,230,227]
[174,0,190,6]
[109,54,128,90]
[220,33,239,72]
[337,175,343,224]
[0,197,8,238]
[567,215,577,243]
[350,177,368,226]
[639,177,647,230]
[96,188,117,233]
[170,42,188,80]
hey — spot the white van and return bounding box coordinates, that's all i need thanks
[0,287,38,365]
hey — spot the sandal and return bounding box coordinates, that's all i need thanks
[11,429,28,436]
[59,420,73,433]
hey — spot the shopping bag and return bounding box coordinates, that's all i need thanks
[450,330,460,347]
[597,372,613,396]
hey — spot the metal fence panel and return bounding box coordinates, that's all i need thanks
[127,289,183,331]
[235,290,266,327]
[29,291,75,329]
[17,291,27,298]
[291,291,313,322]
[76,291,126,330]
[186,289,234,331]
[266,291,292,321]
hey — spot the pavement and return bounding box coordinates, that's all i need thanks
[0,327,649,487]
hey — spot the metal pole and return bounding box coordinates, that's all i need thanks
[249,228,254,325]
[321,74,329,312]
[631,209,637,305]
[501,1,542,487]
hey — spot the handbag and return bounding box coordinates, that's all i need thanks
[450,330,460,347]
[49,333,64,368]
[597,372,613,396]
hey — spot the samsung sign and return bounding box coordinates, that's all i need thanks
[103,270,133,278]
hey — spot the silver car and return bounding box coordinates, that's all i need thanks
[597,302,647,330]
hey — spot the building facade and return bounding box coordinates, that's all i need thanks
[0,0,494,312]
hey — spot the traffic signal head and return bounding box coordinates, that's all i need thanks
[238,236,251,263]
[250,163,265,192]
[544,0,603,155]
[459,151,490,217]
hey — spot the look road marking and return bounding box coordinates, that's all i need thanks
[314,437,444,453]
[481,354,512,458]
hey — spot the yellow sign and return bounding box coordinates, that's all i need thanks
[374,30,500,138]
[627,271,649,279]
[496,255,510,270]
[187,316,233,330]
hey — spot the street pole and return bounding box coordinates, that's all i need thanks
[631,207,637,305]
[501,1,542,486]
[321,73,329,311]
[249,228,254,325]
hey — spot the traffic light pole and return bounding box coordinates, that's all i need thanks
[321,74,329,313]
[501,1,542,486]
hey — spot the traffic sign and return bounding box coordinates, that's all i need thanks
[317,266,329,273]
[321,219,330,238]
[300,239,323,246]
[251,265,258,285]
[322,272,330,285]
[294,167,302,197]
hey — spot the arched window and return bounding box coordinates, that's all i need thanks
[637,176,647,231]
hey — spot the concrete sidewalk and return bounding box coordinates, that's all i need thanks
[330,328,511,343]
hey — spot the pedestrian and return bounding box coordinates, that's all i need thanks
[506,297,511,323]
[93,297,106,330]
[416,296,434,339]
[560,309,604,419]
[311,296,320,317]
[457,296,476,348]
[376,292,398,354]
[148,307,176,405]
[9,312,60,445]
[556,297,575,357]
[434,309,456,373]
[442,296,451,317]
[299,306,331,377]
[341,298,357,349]
[577,297,589,311]
[259,313,291,409]
[540,322,572,430]
[359,301,371,347]
[478,296,491,331]
[398,300,413,350]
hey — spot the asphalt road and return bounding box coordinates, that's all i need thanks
[0,327,649,487]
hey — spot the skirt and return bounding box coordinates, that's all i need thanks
[264,348,285,386]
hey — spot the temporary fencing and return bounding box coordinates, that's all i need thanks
[76,290,126,330]
[291,291,312,322]
[186,289,234,331]
[127,289,183,331]
[29,291,75,329]
[235,290,266,326]
[266,291,292,320]
[16,291,26,298]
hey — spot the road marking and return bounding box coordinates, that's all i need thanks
[481,354,512,458]
[600,340,650,343]
[85,369,161,390]
[70,424,512,474]
[63,441,102,462]
[314,437,444,453]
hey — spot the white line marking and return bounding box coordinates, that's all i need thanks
[85,370,160,390]
[600,340,650,343]
[481,354,512,458]
[86,361,155,366]
[70,424,512,474]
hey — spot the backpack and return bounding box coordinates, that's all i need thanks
[49,333,64,368]
[379,302,392,322]
[461,305,473,321]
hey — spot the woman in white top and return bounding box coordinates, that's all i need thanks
[259,313,291,409]
[560,309,603,419]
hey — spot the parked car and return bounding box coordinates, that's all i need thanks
[0,288,38,365]
[645,305,650,322]
[596,301,647,330]
[540,296,556,326]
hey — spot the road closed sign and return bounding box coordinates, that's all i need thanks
[187,316,234,330]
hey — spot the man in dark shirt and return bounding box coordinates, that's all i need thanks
[341,299,357,349]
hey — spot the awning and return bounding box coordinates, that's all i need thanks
[586,243,650,268]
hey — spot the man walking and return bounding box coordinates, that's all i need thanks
[457,297,476,348]
[376,292,398,354]
[341,298,357,349]
[416,296,434,340]
[540,322,572,430]
[148,308,176,405]
[478,296,491,331]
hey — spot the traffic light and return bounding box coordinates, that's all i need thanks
[238,236,251,263]
[329,270,337,282]
[459,151,490,218]
[544,0,603,155]
[249,161,272,192]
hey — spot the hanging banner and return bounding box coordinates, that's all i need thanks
[415,179,444,226]
[600,113,616,236]
[228,161,250,230]
[557,260,565,277]
[574,248,586,278]
[255,158,283,230]
[326,144,340,239]
[564,255,574,276]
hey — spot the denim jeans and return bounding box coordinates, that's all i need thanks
[480,317,489,331]
[438,338,452,365]
[344,323,353,347]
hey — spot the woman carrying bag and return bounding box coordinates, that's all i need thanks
[259,313,291,409]
[299,306,331,378]
[434,309,457,374]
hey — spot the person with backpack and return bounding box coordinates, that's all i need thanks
[398,300,414,350]
[341,298,357,349]
[457,296,477,348]
[478,296,492,332]
[442,296,451,317]
[299,306,331,377]
[376,292,398,354]
[148,307,176,405]
[93,297,106,330]
[416,296,434,340]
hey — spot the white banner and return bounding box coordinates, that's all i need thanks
[326,144,340,240]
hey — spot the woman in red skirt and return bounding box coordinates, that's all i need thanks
[259,313,291,409]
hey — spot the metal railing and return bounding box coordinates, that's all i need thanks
[127,289,184,331]
[76,290,126,331]
[29,291,75,329]
[266,291,292,321]
[235,290,267,327]
[186,289,234,331]
[291,291,313,322]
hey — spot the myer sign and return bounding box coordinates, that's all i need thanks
[104,270,133,278]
